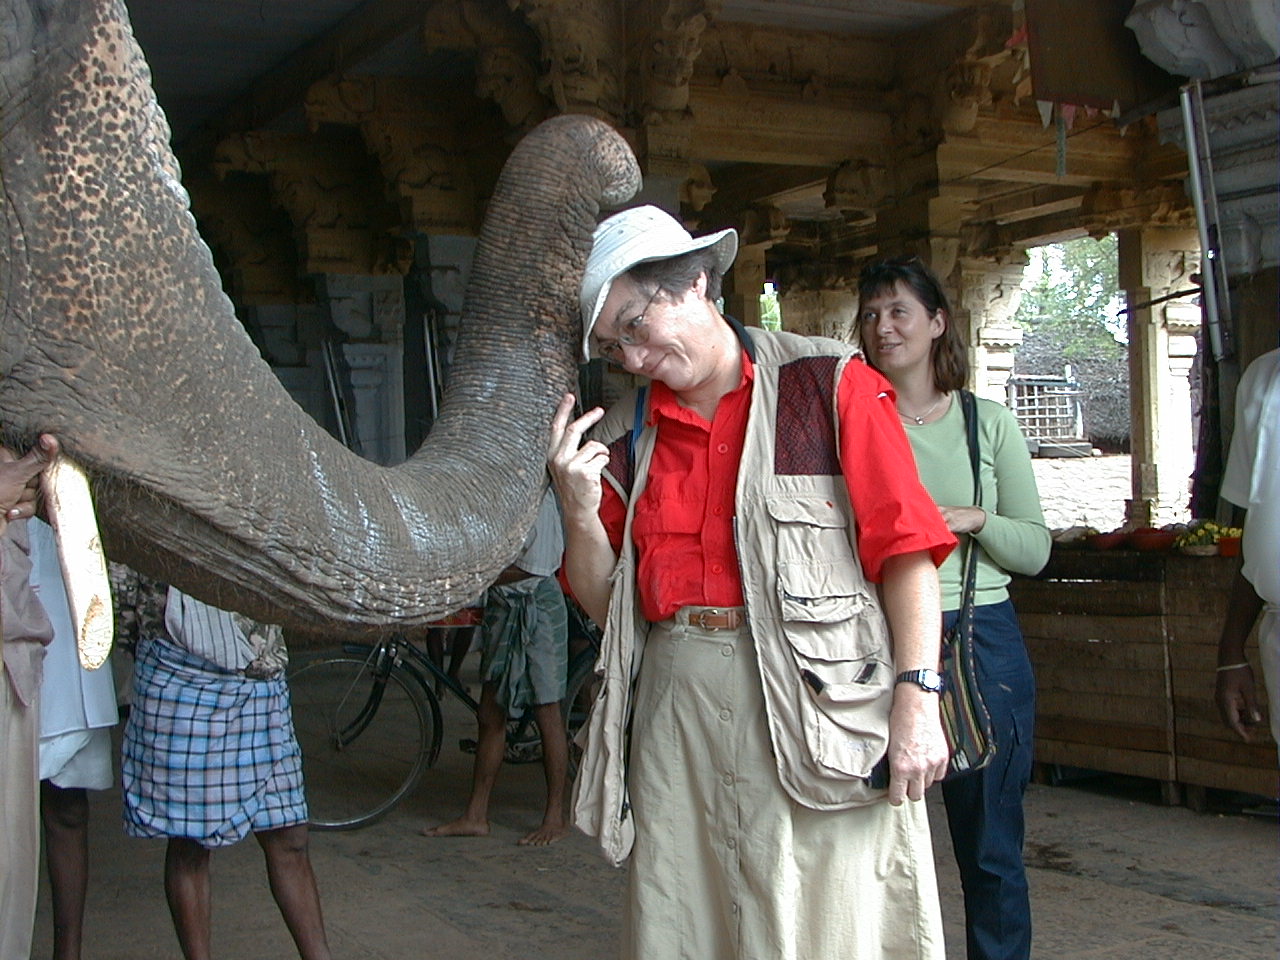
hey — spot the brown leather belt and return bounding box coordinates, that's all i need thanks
[681,607,745,631]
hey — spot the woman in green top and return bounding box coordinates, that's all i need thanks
[858,256,1050,960]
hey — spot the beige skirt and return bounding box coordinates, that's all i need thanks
[624,613,944,960]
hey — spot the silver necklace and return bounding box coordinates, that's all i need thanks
[899,393,945,425]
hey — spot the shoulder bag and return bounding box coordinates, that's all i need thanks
[939,389,998,777]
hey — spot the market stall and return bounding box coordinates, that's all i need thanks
[1012,545,1275,806]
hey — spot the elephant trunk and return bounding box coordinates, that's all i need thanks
[0,0,640,628]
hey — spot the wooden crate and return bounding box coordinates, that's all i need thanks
[1012,550,1177,785]
[1011,548,1277,802]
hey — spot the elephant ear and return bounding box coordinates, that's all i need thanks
[0,0,640,630]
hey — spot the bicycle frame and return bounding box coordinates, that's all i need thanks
[340,634,480,714]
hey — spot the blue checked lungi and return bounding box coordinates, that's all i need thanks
[122,634,307,848]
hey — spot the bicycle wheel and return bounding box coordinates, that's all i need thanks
[288,654,441,830]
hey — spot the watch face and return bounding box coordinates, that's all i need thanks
[899,669,944,692]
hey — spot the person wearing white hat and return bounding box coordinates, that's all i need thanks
[549,206,955,959]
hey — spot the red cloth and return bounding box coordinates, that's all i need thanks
[599,351,955,622]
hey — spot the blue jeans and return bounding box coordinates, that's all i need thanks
[941,599,1035,960]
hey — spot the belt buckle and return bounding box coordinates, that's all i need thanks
[691,608,721,631]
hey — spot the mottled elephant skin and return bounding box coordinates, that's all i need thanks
[0,0,640,628]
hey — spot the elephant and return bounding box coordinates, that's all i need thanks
[0,0,641,629]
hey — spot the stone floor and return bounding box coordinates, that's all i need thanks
[32,695,1278,960]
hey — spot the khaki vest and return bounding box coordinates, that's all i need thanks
[572,328,893,866]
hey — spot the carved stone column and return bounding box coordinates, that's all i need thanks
[774,263,857,341]
[186,172,307,310]
[212,130,403,277]
[305,76,477,235]
[626,1,720,193]
[723,244,766,328]
[1118,227,1201,526]
[958,257,1028,402]
[512,0,624,121]
[722,205,789,328]
[422,0,552,139]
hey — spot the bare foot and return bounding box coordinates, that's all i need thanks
[421,817,489,838]
[517,820,569,847]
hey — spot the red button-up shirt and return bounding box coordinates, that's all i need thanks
[598,348,955,623]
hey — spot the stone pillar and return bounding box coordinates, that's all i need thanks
[774,263,858,341]
[777,288,858,341]
[317,274,408,465]
[723,243,766,328]
[958,257,1028,402]
[1118,227,1201,526]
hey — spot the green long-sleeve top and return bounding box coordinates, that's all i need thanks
[903,395,1051,610]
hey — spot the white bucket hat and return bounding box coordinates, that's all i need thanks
[579,205,738,361]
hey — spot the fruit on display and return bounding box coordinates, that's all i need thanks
[1175,520,1242,548]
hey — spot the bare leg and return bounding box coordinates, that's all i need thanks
[447,626,477,688]
[163,838,212,960]
[421,682,504,838]
[425,627,448,696]
[255,825,332,960]
[40,782,88,960]
[518,702,570,846]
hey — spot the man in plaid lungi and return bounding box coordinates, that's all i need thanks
[116,576,331,960]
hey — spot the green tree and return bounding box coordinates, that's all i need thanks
[1014,235,1130,448]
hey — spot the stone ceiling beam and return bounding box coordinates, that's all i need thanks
[183,0,434,154]
[689,84,890,166]
[975,185,1085,225]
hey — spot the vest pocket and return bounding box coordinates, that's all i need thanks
[766,498,892,778]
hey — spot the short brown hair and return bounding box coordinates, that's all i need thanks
[627,247,725,304]
[856,256,968,392]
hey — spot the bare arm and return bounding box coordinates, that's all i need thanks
[878,549,949,804]
[1215,558,1265,741]
[547,394,617,628]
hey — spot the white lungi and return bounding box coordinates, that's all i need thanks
[625,618,944,960]
[30,517,117,789]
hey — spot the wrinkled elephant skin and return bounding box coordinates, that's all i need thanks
[0,0,640,628]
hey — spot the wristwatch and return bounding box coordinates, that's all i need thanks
[895,668,945,693]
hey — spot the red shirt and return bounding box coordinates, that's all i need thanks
[599,350,955,622]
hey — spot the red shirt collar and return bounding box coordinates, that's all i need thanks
[647,329,755,427]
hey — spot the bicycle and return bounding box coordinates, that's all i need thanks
[287,606,600,831]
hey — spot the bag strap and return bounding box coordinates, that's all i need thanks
[629,386,648,467]
[955,389,980,618]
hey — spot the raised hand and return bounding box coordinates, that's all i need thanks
[0,434,59,532]
[547,394,609,522]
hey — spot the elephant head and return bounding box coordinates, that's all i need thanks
[0,0,640,628]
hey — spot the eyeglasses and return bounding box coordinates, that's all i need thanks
[595,288,658,365]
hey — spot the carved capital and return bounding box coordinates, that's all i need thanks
[1127,0,1280,80]
[305,76,476,234]
[512,0,624,120]
[628,0,721,122]
[958,255,1029,331]
[773,261,854,296]
[212,131,402,276]
[936,59,992,136]
[187,173,307,306]
[824,159,887,217]
[1079,182,1194,233]
[738,204,790,247]
[1141,246,1200,294]
[639,117,696,179]
[679,162,716,214]
[422,0,552,136]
